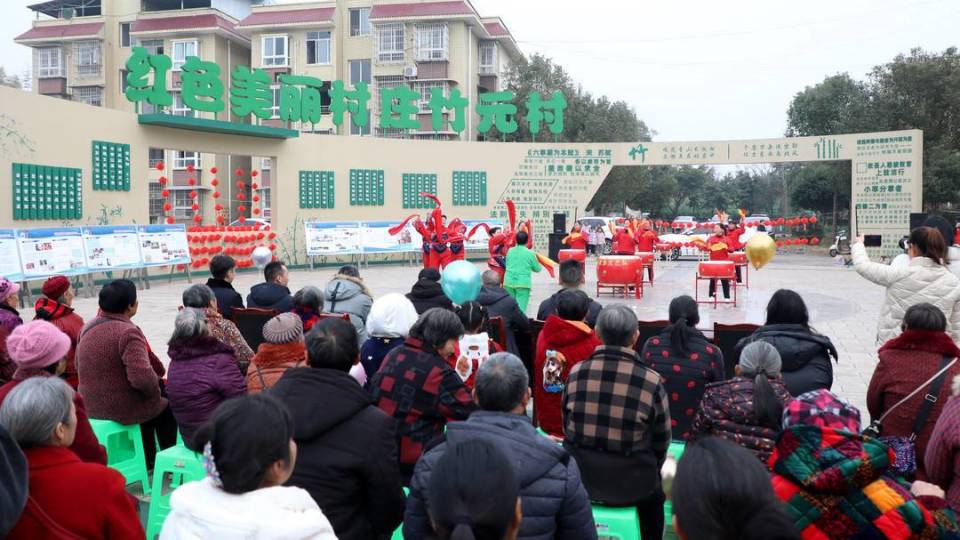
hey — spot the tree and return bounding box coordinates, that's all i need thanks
[786,74,873,136]
[668,166,712,217]
[0,67,22,89]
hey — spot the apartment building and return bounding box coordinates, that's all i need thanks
[15,0,521,223]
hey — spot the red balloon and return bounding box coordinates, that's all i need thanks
[210,167,218,174]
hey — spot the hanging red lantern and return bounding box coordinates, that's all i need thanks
[268,243,276,251]
[238,205,247,213]
[268,232,276,240]
[811,237,820,245]
[186,164,195,173]
[161,189,170,198]
[253,208,261,216]
[217,215,225,224]
[237,193,246,201]
[252,195,260,203]
[235,168,244,176]
[251,183,259,190]
[193,215,202,223]
[212,191,221,199]
[166,216,175,224]
[163,203,172,212]
[155,162,165,171]
[158,176,167,186]
[239,216,247,224]
[257,232,265,240]
[236,181,245,189]
[189,190,198,199]
[809,216,818,224]
[251,170,259,177]
[188,178,196,186]
[210,167,218,174]
[214,204,223,211]
[211,178,219,187]
[801,217,809,225]
[775,240,784,248]
[191,203,199,211]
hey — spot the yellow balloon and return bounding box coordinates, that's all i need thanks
[746,232,776,270]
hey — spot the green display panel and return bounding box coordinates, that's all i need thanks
[402,173,438,209]
[349,169,385,206]
[299,170,335,209]
[452,171,487,206]
[91,140,131,191]
[12,163,82,220]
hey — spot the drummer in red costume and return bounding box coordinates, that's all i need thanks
[562,223,589,251]
[613,226,637,255]
[707,224,732,299]
[634,220,658,282]
[725,215,746,283]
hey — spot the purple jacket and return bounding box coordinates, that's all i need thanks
[166,335,246,443]
[0,305,22,335]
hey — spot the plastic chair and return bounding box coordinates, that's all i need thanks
[592,504,641,540]
[390,487,412,540]
[663,441,687,540]
[145,445,205,540]
[89,418,150,495]
[231,307,280,351]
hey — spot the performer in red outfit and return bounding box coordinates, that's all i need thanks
[725,218,746,283]
[707,224,732,299]
[468,200,555,282]
[635,220,659,282]
[390,194,465,270]
[613,227,637,255]
[562,223,589,251]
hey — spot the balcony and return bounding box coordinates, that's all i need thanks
[37,76,67,96]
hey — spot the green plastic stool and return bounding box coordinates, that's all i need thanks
[390,487,411,540]
[145,445,205,540]
[592,504,640,540]
[663,441,687,540]
[89,419,150,495]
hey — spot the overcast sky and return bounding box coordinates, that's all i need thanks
[2,0,957,142]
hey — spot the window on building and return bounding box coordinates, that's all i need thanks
[348,59,371,86]
[139,39,164,56]
[149,182,163,223]
[142,102,157,114]
[171,40,198,71]
[148,148,165,168]
[377,127,406,138]
[349,8,371,36]
[261,157,272,170]
[74,41,102,76]
[479,41,497,74]
[306,31,331,65]
[120,69,129,92]
[120,22,132,47]
[171,92,192,116]
[261,35,287,67]
[375,75,405,115]
[173,151,199,170]
[270,86,280,119]
[350,122,371,136]
[376,24,404,63]
[413,81,446,113]
[74,86,103,106]
[174,189,200,219]
[37,47,63,78]
[415,24,447,61]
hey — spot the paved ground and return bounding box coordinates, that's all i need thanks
[64,252,882,415]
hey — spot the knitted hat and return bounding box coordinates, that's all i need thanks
[0,279,19,303]
[783,389,861,433]
[263,312,304,344]
[41,276,70,300]
[6,320,71,370]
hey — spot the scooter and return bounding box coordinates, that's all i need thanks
[828,229,849,258]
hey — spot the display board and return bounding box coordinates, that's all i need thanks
[0,229,23,281]
[91,141,131,191]
[12,163,82,220]
[299,170,335,209]
[452,171,488,206]
[136,224,191,267]
[305,221,361,256]
[402,173,438,209]
[17,227,88,279]
[82,225,143,271]
[349,169,385,206]
[360,220,421,253]
[461,219,501,249]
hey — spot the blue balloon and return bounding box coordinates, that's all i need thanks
[441,260,482,305]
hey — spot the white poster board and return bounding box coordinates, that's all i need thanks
[360,220,422,253]
[462,219,503,250]
[82,225,143,271]
[305,221,361,256]
[136,224,190,267]
[17,227,88,280]
[0,229,23,282]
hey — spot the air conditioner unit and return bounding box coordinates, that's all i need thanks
[403,65,418,78]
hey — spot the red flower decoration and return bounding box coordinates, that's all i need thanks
[210,167,218,174]
[155,162,165,171]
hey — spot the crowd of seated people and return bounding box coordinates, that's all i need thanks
[4,224,960,540]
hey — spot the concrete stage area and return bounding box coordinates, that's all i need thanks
[64,253,882,414]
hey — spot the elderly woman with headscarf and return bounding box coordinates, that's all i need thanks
[182,284,253,374]
[691,341,792,461]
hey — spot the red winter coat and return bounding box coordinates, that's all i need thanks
[34,298,84,389]
[6,446,144,539]
[0,374,106,465]
[635,230,659,253]
[534,315,600,437]
[867,329,960,480]
[613,229,637,255]
[562,231,588,251]
[76,312,167,425]
[707,234,731,261]
[725,224,745,251]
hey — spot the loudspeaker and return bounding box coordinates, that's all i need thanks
[553,213,566,234]
[910,212,929,230]
[548,233,565,261]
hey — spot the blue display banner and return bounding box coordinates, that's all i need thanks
[17,227,88,279]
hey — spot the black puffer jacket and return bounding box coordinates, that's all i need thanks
[246,282,294,313]
[270,368,406,540]
[536,288,603,328]
[476,285,530,354]
[406,279,454,314]
[735,324,838,396]
[404,412,597,540]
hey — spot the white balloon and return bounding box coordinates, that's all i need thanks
[251,246,273,268]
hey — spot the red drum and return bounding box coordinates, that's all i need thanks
[558,249,587,263]
[636,252,654,266]
[698,261,736,279]
[597,255,643,298]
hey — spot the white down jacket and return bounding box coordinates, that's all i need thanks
[852,242,960,344]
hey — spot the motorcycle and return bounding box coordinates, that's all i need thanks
[828,229,849,258]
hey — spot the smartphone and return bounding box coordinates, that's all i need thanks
[864,235,882,247]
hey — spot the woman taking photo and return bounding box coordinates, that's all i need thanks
[867,302,960,480]
[642,295,724,440]
[853,226,960,344]
[735,289,837,396]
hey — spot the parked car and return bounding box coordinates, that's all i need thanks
[228,218,271,229]
[578,216,619,254]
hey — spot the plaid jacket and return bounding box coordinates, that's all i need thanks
[562,345,670,460]
[370,337,477,479]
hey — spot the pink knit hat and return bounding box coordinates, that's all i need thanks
[6,320,71,370]
[0,278,19,303]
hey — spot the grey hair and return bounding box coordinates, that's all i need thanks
[474,352,529,412]
[293,286,324,312]
[169,307,209,345]
[0,377,74,447]
[481,270,501,287]
[595,304,639,348]
[182,284,215,309]
[738,341,783,377]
